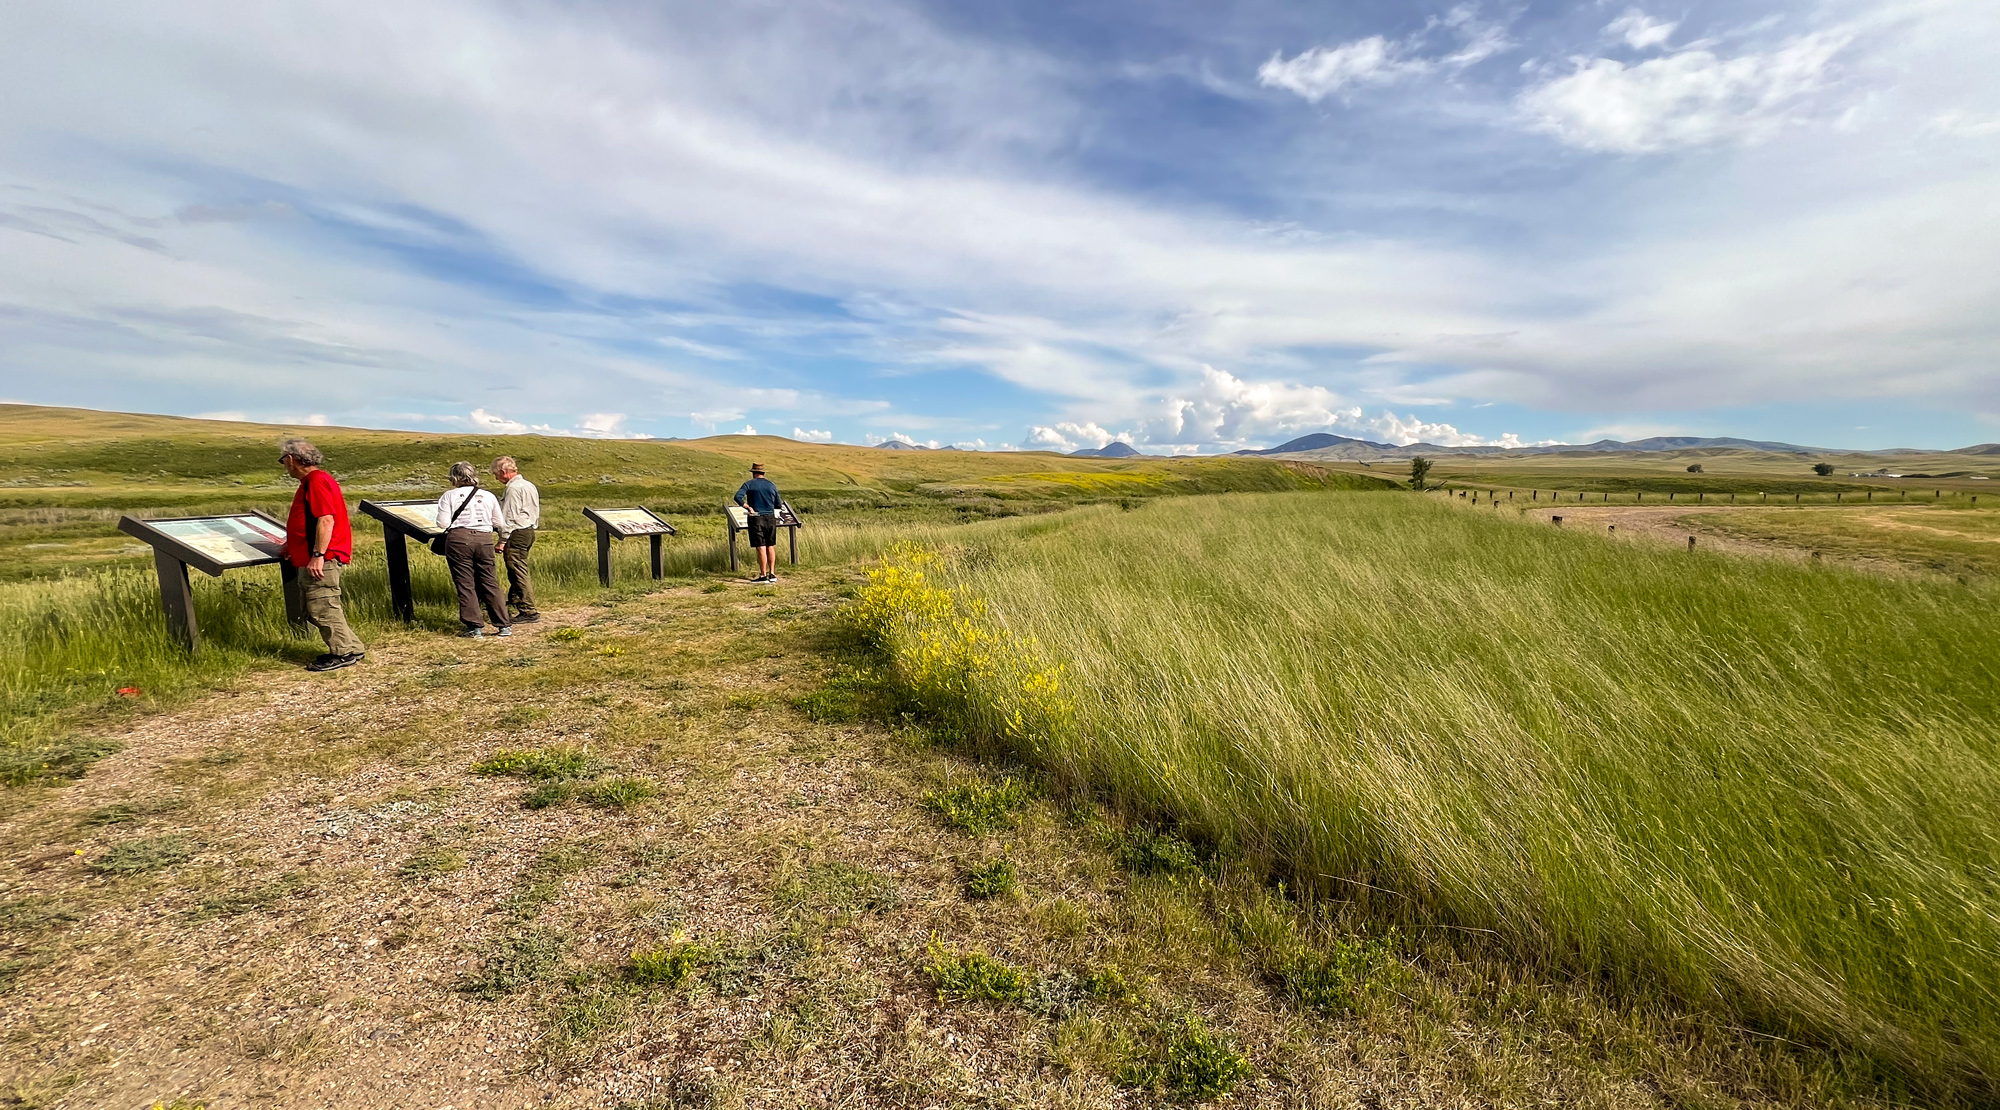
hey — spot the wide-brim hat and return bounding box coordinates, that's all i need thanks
[750,463,765,474]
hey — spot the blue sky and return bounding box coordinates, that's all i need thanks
[2,0,1997,451]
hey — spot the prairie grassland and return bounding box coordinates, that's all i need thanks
[0,514,981,784]
[855,492,2000,1097]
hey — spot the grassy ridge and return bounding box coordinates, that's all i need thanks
[0,404,1383,582]
[858,493,2000,1096]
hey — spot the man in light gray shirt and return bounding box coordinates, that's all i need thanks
[492,456,542,623]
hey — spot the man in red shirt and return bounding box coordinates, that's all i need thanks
[280,438,365,671]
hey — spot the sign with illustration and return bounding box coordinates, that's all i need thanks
[357,498,446,538]
[120,513,288,574]
[116,511,303,652]
[586,507,676,536]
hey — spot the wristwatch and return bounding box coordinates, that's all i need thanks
[310,550,324,558]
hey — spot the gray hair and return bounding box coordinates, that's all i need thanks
[279,437,323,467]
[448,461,480,487]
[491,455,518,476]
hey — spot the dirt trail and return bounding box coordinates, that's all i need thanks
[1520,504,1814,562]
[0,573,978,1108]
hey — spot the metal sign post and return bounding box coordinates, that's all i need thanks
[725,502,802,571]
[117,511,294,653]
[357,499,447,623]
[581,507,677,586]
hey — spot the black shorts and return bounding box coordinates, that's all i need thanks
[747,513,777,547]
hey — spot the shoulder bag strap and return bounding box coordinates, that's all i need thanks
[444,486,477,529]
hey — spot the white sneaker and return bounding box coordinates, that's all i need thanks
[497,626,513,638]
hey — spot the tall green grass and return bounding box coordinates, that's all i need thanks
[861,493,2000,1096]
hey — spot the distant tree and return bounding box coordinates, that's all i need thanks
[1813,462,1835,476]
[1686,463,1704,473]
[1408,456,1433,491]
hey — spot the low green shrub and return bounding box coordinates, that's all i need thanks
[1114,1015,1253,1103]
[458,928,567,998]
[963,857,1016,900]
[91,834,194,874]
[1270,932,1406,1014]
[580,776,658,809]
[397,848,467,881]
[627,941,710,988]
[1,735,124,786]
[924,940,1026,1004]
[470,745,596,780]
[1114,828,1201,877]
[923,779,1027,834]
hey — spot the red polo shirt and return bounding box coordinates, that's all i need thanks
[287,468,353,567]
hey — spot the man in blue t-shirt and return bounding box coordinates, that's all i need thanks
[733,462,783,582]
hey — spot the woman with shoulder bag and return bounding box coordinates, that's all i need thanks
[434,461,512,638]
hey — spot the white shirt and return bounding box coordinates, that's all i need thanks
[498,474,541,539]
[436,486,502,532]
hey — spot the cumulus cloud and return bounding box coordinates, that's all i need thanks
[1604,9,1678,52]
[1052,366,1536,452]
[1519,31,1850,152]
[463,407,649,438]
[1026,422,1126,452]
[792,427,833,442]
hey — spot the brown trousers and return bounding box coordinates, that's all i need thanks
[444,529,509,629]
[503,527,538,615]
[289,559,365,656]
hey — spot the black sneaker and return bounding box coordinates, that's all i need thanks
[306,652,364,672]
[308,652,335,667]
[513,612,542,623]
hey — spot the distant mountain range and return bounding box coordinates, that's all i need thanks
[1234,433,2000,460]
[875,432,2000,459]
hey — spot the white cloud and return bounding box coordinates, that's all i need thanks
[689,410,744,431]
[462,407,649,438]
[1259,37,1421,102]
[470,407,557,435]
[194,410,248,422]
[1260,6,1512,102]
[792,427,833,442]
[864,431,943,448]
[1520,31,1850,152]
[1605,10,1678,52]
[737,424,758,436]
[577,412,651,439]
[1929,110,2000,137]
[1026,422,1125,452]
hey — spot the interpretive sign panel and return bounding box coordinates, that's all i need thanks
[585,507,677,537]
[724,499,802,571]
[117,511,302,652]
[583,506,678,586]
[121,514,288,575]
[357,498,446,539]
[357,497,447,623]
